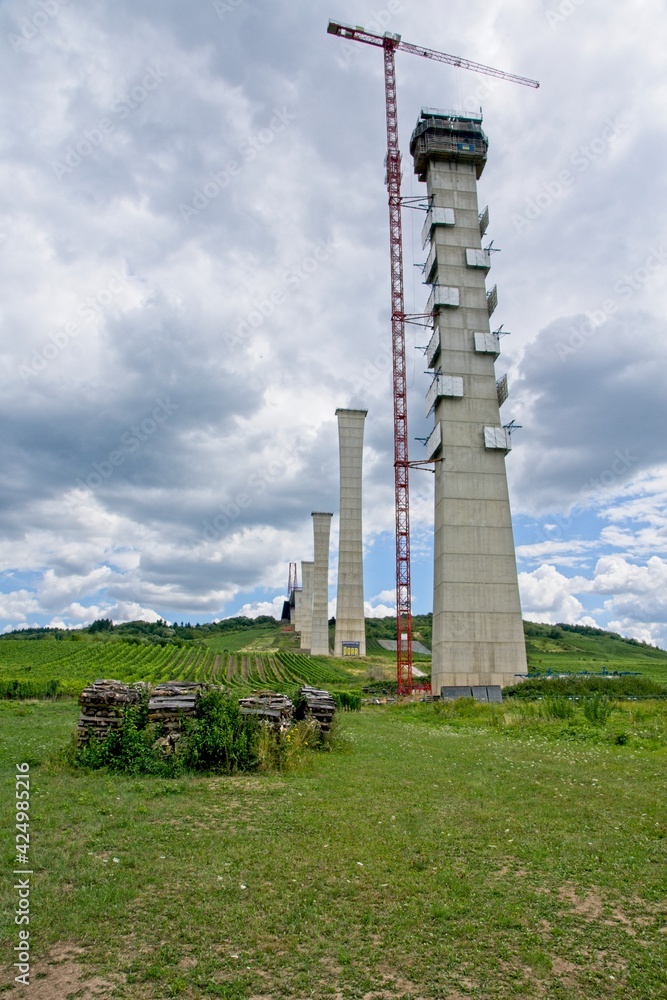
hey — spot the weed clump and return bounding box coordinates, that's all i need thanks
[181,689,258,772]
[542,696,575,721]
[582,694,614,726]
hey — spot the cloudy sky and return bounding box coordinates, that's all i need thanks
[1,0,666,645]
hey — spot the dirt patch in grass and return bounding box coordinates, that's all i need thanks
[368,974,426,997]
[558,884,664,939]
[205,776,286,793]
[558,883,604,920]
[1,943,119,998]
[605,907,637,935]
[498,958,546,996]
[551,956,580,989]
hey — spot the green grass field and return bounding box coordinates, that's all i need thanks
[0,699,666,998]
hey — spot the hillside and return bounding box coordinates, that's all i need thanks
[523,621,667,682]
[1,616,666,694]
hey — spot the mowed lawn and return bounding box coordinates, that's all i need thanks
[1,700,666,999]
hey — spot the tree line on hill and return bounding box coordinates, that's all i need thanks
[0,615,279,646]
[523,620,659,650]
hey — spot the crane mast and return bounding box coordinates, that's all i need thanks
[328,20,538,696]
[382,36,413,696]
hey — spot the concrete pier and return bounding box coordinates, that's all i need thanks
[333,408,367,657]
[410,109,527,691]
[299,560,314,652]
[292,585,303,634]
[310,513,333,656]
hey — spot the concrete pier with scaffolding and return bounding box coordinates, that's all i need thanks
[310,513,333,655]
[333,408,367,657]
[410,108,527,692]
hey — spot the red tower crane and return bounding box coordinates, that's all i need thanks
[327,21,538,696]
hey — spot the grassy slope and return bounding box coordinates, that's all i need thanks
[2,620,667,693]
[526,631,667,684]
[0,700,666,998]
[203,627,294,654]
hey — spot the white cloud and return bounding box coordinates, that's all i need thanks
[587,554,667,597]
[518,565,587,624]
[364,601,397,619]
[233,596,287,621]
[607,620,667,648]
[516,539,598,564]
[0,592,41,622]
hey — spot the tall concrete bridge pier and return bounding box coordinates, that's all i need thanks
[310,512,333,655]
[409,108,527,692]
[333,408,367,657]
[299,560,314,652]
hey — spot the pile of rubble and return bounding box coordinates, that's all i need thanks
[78,679,210,748]
[77,679,145,745]
[147,681,210,754]
[78,680,338,748]
[238,692,294,729]
[147,681,207,733]
[296,686,337,734]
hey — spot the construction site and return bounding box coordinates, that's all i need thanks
[285,21,538,701]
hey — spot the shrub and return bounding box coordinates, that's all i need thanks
[181,690,259,773]
[0,678,67,700]
[582,694,614,725]
[542,696,575,720]
[77,706,172,776]
[505,676,666,700]
[257,718,320,772]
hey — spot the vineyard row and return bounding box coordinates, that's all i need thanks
[0,641,357,697]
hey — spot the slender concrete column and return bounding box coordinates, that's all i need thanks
[292,587,303,634]
[334,408,367,657]
[299,561,314,652]
[410,110,527,692]
[310,512,333,656]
